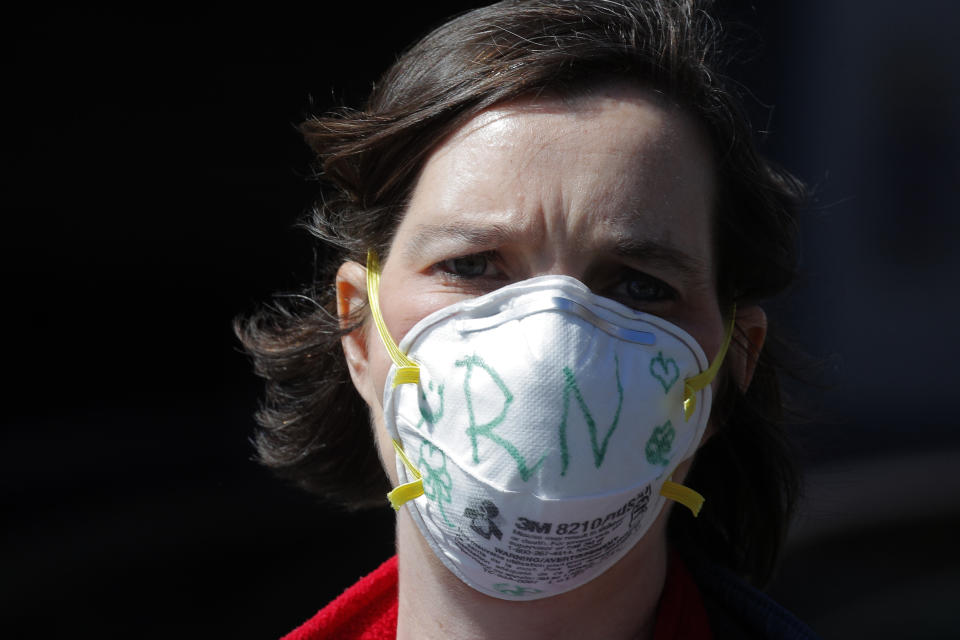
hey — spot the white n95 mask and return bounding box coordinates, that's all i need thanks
[365,251,732,601]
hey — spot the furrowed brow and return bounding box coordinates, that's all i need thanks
[403,222,518,262]
[613,238,711,282]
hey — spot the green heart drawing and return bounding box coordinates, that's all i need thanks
[416,379,445,431]
[644,421,675,466]
[649,351,680,393]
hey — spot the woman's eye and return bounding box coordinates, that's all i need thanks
[438,253,495,278]
[619,271,677,304]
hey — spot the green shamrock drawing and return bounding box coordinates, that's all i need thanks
[645,420,675,466]
[649,351,680,393]
[418,439,454,527]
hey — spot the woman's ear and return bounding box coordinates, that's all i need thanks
[336,260,378,407]
[731,305,767,392]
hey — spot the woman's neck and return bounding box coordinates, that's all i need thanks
[393,508,671,640]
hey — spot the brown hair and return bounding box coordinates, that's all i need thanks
[236,0,804,586]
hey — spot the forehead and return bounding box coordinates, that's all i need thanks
[394,84,715,270]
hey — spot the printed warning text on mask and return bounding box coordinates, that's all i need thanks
[452,487,653,591]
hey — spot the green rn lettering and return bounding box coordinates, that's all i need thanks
[559,354,624,475]
[456,354,545,481]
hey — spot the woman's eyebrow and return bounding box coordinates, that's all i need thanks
[403,222,518,262]
[612,238,710,281]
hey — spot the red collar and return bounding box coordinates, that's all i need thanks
[283,552,711,640]
[651,550,713,640]
[281,556,398,640]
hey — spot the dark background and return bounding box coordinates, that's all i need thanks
[4,2,959,638]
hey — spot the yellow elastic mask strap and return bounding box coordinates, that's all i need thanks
[387,439,424,511]
[682,306,736,421]
[660,478,705,517]
[365,250,420,387]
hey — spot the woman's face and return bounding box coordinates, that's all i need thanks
[340,83,729,480]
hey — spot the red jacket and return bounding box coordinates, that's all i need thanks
[281,553,712,640]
